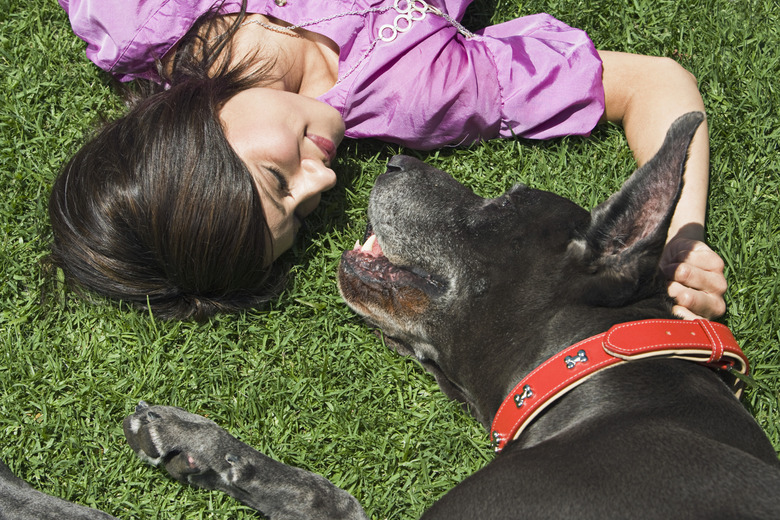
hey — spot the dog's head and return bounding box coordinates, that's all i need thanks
[338,112,704,426]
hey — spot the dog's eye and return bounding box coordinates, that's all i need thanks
[492,195,514,210]
[480,196,514,213]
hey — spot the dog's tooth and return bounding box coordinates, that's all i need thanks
[354,240,361,251]
[361,234,377,253]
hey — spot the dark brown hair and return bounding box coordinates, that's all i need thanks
[49,2,283,320]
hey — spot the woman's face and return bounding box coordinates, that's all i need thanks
[220,87,345,264]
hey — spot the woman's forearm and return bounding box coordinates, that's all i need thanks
[598,50,709,242]
[598,50,726,319]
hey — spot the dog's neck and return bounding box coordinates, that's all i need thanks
[512,300,673,390]
[468,299,675,428]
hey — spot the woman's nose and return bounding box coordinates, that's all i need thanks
[294,159,337,217]
[302,158,337,192]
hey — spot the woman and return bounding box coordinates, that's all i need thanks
[51,0,726,320]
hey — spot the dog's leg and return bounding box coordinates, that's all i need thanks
[123,402,367,520]
[0,459,117,519]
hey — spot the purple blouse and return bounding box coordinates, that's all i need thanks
[60,0,605,149]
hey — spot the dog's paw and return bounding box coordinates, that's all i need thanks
[124,402,369,519]
[123,401,248,490]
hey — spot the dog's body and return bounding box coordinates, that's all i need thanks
[2,113,779,519]
[335,112,780,518]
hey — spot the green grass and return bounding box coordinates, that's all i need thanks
[1,0,779,518]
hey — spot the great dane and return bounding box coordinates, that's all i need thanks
[2,112,778,518]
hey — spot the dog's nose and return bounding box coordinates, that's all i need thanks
[386,155,407,172]
[387,155,424,172]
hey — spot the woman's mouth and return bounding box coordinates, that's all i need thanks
[307,134,337,163]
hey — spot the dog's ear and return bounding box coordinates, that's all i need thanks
[576,112,705,304]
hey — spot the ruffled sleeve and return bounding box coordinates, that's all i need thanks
[59,0,234,82]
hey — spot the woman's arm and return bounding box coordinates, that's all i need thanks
[598,50,727,319]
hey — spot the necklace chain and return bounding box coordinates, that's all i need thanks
[239,19,301,38]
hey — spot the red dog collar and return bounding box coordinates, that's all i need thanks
[489,319,749,452]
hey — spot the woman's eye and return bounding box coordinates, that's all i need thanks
[267,167,291,196]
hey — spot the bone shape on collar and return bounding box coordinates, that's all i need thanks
[489,319,749,452]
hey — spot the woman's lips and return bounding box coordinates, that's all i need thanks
[307,134,337,163]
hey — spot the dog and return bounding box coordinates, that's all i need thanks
[2,112,779,519]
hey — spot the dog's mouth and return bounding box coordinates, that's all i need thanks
[338,225,448,320]
[342,226,446,293]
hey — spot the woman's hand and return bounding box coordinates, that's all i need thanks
[660,236,727,320]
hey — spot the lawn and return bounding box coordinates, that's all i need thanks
[1,0,778,518]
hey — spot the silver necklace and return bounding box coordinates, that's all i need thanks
[259,0,473,42]
[224,1,475,85]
